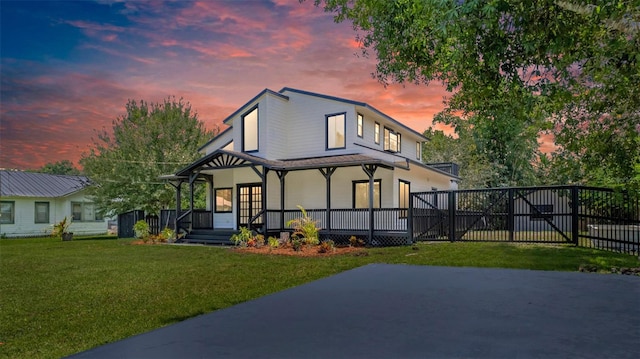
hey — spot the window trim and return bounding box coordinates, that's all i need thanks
[383,126,401,153]
[34,201,50,224]
[357,113,364,138]
[352,179,382,209]
[374,122,380,144]
[214,188,233,213]
[399,180,410,218]
[241,105,259,153]
[0,201,15,224]
[416,141,421,160]
[326,112,347,150]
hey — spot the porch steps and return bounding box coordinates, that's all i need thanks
[181,229,238,245]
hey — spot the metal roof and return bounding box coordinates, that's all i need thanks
[0,170,91,198]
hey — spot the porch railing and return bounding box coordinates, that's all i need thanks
[265,208,407,232]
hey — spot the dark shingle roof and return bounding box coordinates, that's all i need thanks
[0,170,91,198]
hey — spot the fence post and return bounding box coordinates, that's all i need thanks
[508,188,514,241]
[571,186,580,246]
[448,191,456,242]
[408,193,414,243]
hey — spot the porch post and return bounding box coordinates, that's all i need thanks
[319,167,336,233]
[175,180,182,233]
[188,171,200,232]
[207,176,214,230]
[262,167,268,234]
[361,164,377,245]
[277,171,288,231]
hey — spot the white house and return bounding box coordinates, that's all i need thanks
[0,170,108,237]
[162,87,459,245]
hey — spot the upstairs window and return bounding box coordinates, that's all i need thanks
[357,113,364,138]
[242,106,258,152]
[374,122,380,144]
[353,180,381,209]
[384,127,401,152]
[35,202,50,223]
[326,113,346,149]
[416,142,421,160]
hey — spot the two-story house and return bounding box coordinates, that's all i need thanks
[162,87,459,246]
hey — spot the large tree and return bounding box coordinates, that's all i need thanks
[36,160,81,175]
[80,97,217,215]
[313,0,639,190]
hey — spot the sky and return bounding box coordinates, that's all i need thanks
[0,0,455,170]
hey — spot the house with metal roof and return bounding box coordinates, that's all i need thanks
[162,87,459,246]
[0,170,108,237]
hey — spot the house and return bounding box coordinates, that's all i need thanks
[162,87,459,246]
[0,170,108,237]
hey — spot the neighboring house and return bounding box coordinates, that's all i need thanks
[0,170,108,237]
[162,87,460,245]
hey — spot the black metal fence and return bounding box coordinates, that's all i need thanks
[410,185,640,254]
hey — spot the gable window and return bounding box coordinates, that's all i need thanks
[357,113,364,138]
[416,142,421,160]
[326,113,346,149]
[215,188,232,213]
[530,204,554,221]
[35,202,50,224]
[399,180,410,218]
[353,179,381,209]
[0,201,15,224]
[242,106,258,152]
[383,127,401,152]
[374,122,380,144]
[71,202,102,222]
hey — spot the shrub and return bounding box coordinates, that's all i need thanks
[51,217,72,240]
[133,220,150,241]
[291,238,303,252]
[349,235,365,247]
[160,227,175,243]
[318,240,335,254]
[230,227,253,247]
[286,205,320,245]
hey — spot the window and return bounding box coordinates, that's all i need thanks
[326,113,346,149]
[353,180,381,209]
[374,122,380,144]
[416,142,421,160]
[530,204,554,221]
[357,113,363,138]
[242,106,258,152]
[383,127,400,152]
[215,188,232,213]
[399,180,410,218]
[0,201,14,224]
[71,202,101,222]
[35,202,50,223]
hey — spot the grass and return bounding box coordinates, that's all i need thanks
[1,238,638,359]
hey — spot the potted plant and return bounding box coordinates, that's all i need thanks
[52,217,73,241]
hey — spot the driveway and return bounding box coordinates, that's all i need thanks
[69,264,640,358]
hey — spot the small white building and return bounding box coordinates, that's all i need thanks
[163,87,460,245]
[0,170,108,237]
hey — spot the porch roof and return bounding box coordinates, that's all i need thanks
[174,150,398,176]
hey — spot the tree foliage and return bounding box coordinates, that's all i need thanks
[37,160,81,175]
[313,0,640,190]
[80,98,217,215]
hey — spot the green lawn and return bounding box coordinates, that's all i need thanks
[1,238,638,359]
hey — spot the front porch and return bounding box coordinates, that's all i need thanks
[160,207,411,246]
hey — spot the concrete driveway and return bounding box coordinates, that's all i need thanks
[69,264,639,359]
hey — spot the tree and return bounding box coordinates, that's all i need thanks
[37,160,81,175]
[313,0,639,190]
[422,113,495,189]
[80,97,217,216]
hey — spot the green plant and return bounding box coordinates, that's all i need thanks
[268,236,279,249]
[133,220,150,241]
[286,205,320,245]
[349,236,365,247]
[160,227,175,243]
[51,217,72,240]
[255,234,265,248]
[230,227,253,247]
[291,238,303,252]
[318,240,335,254]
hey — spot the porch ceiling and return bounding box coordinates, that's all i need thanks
[175,150,397,176]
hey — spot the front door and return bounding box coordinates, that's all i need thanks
[237,183,263,229]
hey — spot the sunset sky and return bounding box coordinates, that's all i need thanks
[0,0,452,170]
